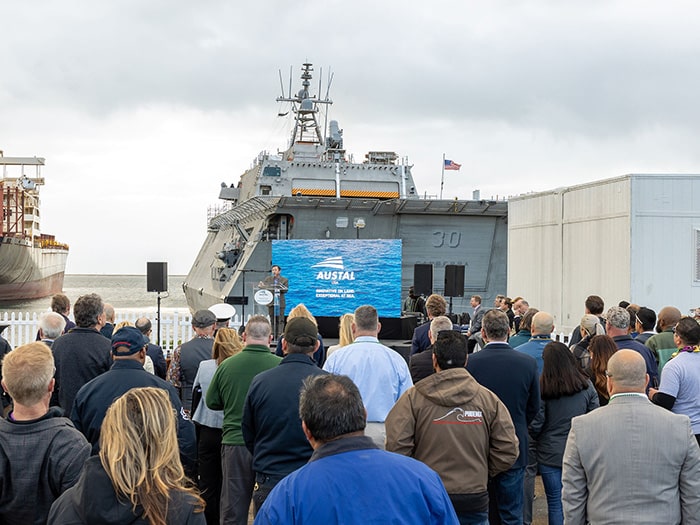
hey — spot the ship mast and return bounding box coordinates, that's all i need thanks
[277,63,333,148]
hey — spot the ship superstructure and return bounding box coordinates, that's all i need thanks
[0,154,69,301]
[184,64,507,321]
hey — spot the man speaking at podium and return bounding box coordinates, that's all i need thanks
[260,265,288,335]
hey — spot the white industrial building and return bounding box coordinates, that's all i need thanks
[508,174,700,336]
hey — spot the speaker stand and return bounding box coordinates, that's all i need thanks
[156,292,162,346]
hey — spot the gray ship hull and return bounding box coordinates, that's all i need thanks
[184,196,507,317]
[1,155,68,301]
[0,238,67,301]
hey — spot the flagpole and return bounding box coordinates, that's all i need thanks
[440,153,445,199]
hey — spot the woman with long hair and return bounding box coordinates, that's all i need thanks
[48,387,205,524]
[586,335,618,406]
[650,317,700,445]
[192,328,243,525]
[275,303,326,366]
[530,342,599,525]
[326,313,355,357]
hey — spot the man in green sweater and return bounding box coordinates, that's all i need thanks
[645,306,682,357]
[206,315,281,525]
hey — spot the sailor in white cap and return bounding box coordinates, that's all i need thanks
[209,303,236,332]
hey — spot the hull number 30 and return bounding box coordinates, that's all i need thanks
[432,231,462,248]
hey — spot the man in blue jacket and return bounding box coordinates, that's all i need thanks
[255,374,458,525]
[71,326,196,474]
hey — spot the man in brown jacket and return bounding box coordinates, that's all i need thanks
[386,330,519,524]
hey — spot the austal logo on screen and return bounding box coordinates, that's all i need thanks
[311,256,356,281]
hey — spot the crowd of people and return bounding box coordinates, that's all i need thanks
[1,288,700,524]
[402,291,700,525]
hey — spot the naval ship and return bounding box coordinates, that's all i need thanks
[0,154,69,301]
[183,64,507,329]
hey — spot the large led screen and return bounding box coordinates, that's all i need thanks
[272,239,402,317]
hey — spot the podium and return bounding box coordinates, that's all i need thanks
[255,279,288,340]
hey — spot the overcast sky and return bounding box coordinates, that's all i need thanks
[4,1,700,275]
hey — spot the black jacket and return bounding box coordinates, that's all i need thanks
[146,343,167,379]
[242,354,327,478]
[411,322,432,355]
[51,328,112,412]
[71,360,196,472]
[0,336,11,410]
[99,323,114,339]
[48,456,205,524]
[409,346,436,383]
[466,342,540,469]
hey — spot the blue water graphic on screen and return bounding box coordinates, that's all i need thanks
[273,239,402,317]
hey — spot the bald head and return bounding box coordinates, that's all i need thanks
[103,303,115,323]
[135,317,152,335]
[658,306,682,331]
[531,312,554,336]
[607,349,648,394]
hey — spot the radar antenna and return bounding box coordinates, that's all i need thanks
[276,63,333,148]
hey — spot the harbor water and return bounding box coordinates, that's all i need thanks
[0,274,191,350]
[0,274,189,315]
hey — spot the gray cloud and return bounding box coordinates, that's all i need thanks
[4,0,700,273]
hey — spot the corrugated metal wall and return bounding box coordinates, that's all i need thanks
[509,177,632,335]
[509,174,700,336]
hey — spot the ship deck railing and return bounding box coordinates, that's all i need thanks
[205,194,509,230]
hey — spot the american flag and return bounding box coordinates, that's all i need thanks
[444,159,461,171]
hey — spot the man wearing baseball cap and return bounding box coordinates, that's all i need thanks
[71,326,196,472]
[242,317,328,514]
[167,309,217,412]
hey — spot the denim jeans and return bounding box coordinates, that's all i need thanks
[252,473,284,516]
[522,433,537,524]
[456,510,489,525]
[539,464,563,525]
[488,466,525,525]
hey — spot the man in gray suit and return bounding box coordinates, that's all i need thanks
[466,295,485,338]
[562,349,700,525]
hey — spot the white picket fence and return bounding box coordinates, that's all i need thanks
[0,311,245,354]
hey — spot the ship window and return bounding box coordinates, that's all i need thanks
[260,186,272,196]
[336,216,349,228]
[263,166,281,177]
